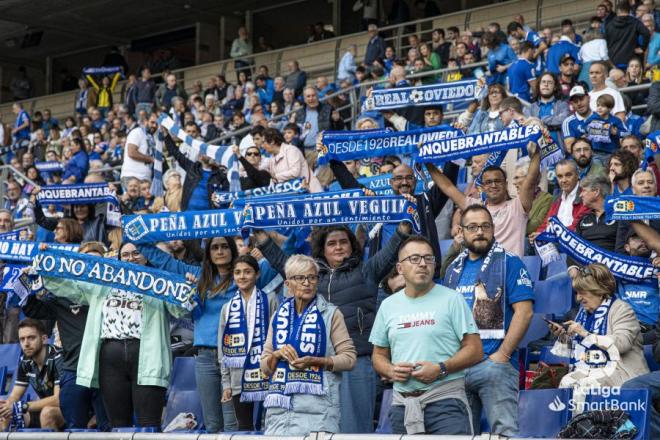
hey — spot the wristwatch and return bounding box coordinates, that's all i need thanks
[437,362,448,379]
[23,401,30,413]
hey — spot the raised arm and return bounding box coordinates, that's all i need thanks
[630,221,660,253]
[518,142,541,214]
[363,225,409,283]
[425,162,467,210]
[164,134,194,171]
[255,232,288,277]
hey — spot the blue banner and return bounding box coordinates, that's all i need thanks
[357,173,427,195]
[1,264,23,292]
[318,125,462,165]
[242,196,421,233]
[82,66,124,76]
[0,227,29,241]
[605,195,660,221]
[537,217,659,284]
[35,161,64,173]
[122,209,243,244]
[211,178,307,207]
[415,125,542,164]
[231,188,366,209]
[33,248,196,311]
[365,79,478,110]
[37,183,118,206]
[0,241,79,263]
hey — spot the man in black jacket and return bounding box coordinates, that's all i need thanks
[605,1,650,67]
[293,86,333,159]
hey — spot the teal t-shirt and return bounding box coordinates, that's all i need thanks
[369,283,479,393]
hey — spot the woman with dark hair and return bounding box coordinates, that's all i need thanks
[254,220,411,433]
[138,236,278,433]
[218,254,279,430]
[40,242,190,429]
[460,83,508,134]
[484,31,516,86]
[262,127,323,192]
[525,72,570,146]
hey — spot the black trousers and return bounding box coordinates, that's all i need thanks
[98,339,166,429]
[232,394,254,431]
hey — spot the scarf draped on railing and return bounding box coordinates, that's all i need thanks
[318,125,462,165]
[363,79,478,111]
[211,178,307,207]
[122,208,242,244]
[0,241,79,262]
[36,183,119,206]
[32,248,197,311]
[264,297,326,410]
[604,195,660,221]
[536,217,659,284]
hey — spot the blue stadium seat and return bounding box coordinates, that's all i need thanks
[162,390,205,432]
[544,253,568,279]
[0,343,22,375]
[112,427,158,433]
[540,346,570,365]
[518,388,572,438]
[17,428,54,433]
[375,388,393,434]
[585,388,650,440]
[534,273,572,315]
[0,366,7,395]
[457,167,468,184]
[170,356,196,392]
[518,314,549,349]
[439,239,453,258]
[643,345,659,372]
[522,255,542,283]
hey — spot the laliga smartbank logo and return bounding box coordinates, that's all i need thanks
[547,386,646,412]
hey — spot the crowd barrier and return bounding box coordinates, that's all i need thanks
[0,434,555,440]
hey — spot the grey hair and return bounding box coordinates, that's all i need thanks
[632,168,656,187]
[580,173,611,197]
[285,254,319,279]
[555,158,579,173]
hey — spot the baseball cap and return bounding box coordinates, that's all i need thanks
[569,85,588,99]
[560,53,575,64]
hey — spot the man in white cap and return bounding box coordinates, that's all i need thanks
[561,83,593,154]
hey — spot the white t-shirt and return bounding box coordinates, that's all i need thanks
[589,87,625,115]
[101,289,143,340]
[121,127,153,181]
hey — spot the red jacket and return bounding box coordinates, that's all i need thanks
[536,193,592,233]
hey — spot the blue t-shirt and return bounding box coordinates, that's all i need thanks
[616,281,659,326]
[487,44,517,85]
[561,113,588,143]
[546,40,581,74]
[14,110,30,140]
[508,58,536,102]
[624,113,644,138]
[584,113,626,153]
[188,170,211,211]
[446,253,535,366]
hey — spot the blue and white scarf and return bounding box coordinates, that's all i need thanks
[82,66,124,76]
[536,217,659,283]
[0,264,23,292]
[35,161,64,173]
[357,173,427,195]
[151,130,165,197]
[572,297,615,368]
[36,183,118,206]
[0,227,29,241]
[415,125,543,165]
[122,208,242,244]
[364,79,478,111]
[221,289,271,402]
[0,241,79,263]
[264,297,326,410]
[32,248,197,311]
[241,195,421,234]
[211,178,307,207]
[318,125,462,165]
[158,114,240,190]
[605,195,660,221]
[231,188,366,209]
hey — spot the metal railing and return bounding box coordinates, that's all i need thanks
[0,433,553,440]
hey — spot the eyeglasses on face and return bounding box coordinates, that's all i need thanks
[245,151,261,157]
[462,223,493,233]
[399,254,436,265]
[482,178,505,187]
[289,274,320,284]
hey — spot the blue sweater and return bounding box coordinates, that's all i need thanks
[138,245,278,347]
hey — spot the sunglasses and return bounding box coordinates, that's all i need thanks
[245,151,260,157]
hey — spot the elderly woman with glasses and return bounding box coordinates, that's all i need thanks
[260,254,356,436]
[549,263,648,391]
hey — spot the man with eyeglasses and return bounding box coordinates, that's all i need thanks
[370,235,483,435]
[570,138,605,180]
[443,205,534,437]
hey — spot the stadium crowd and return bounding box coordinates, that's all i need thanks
[0,0,660,437]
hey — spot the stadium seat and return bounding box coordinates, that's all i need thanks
[439,239,453,258]
[522,255,542,283]
[533,273,572,315]
[169,356,197,392]
[539,346,570,365]
[17,428,55,433]
[162,389,205,432]
[0,343,22,375]
[584,388,650,440]
[518,314,549,349]
[518,388,572,438]
[0,366,7,395]
[544,253,568,279]
[643,345,659,372]
[375,388,393,434]
[112,427,158,433]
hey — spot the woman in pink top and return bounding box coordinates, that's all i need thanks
[262,128,323,192]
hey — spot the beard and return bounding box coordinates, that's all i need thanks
[575,155,591,168]
[630,247,652,258]
[465,236,494,256]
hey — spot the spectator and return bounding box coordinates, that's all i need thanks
[588,61,626,120]
[508,41,537,102]
[484,31,516,86]
[431,28,452,66]
[162,169,183,212]
[230,26,253,81]
[308,21,334,42]
[232,144,271,190]
[0,319,64,431]
[260,254,356,436]
[0,208,13,233]
[370,235,482,435]
[573,138,606,180]
[546,32,581,75]
[294,86,332,157]
[419,42,442,72]
[507,21,548,72]
[578,29,609,87]
[459,84,508,134]
[444,205,534,437]
[624,56,648,109]
[576,173,617,251]
[561,18,582,45]
[583,93,626,155]
[86,72,121,118]
[646,13,660,66]
[561,85,594,154]
[605,1,650,68]
[262,127,322,192]
[132,68,157,117]
[121,74,138,117]
[11,102,31,156]
[364,23,386,66]
[607,148,638,196]
[525,73,570,147]
[621,135,660,192]
[558,55,578,98]
[59,137,88,185]
[552,264,648,389]
[337,45,358,83]
[512,157,553,237]
[120,113,156,188]
[284,61,307,97]
[315,76,336,100]
[155,74,188,111]
[9,66,33,100]
[353,0,381,30]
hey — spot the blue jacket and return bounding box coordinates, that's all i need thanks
[63,150,89,183]
[138,245,279,347]
[364,35,385,65]
[487,43,516,85]
[546,39,581,74]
